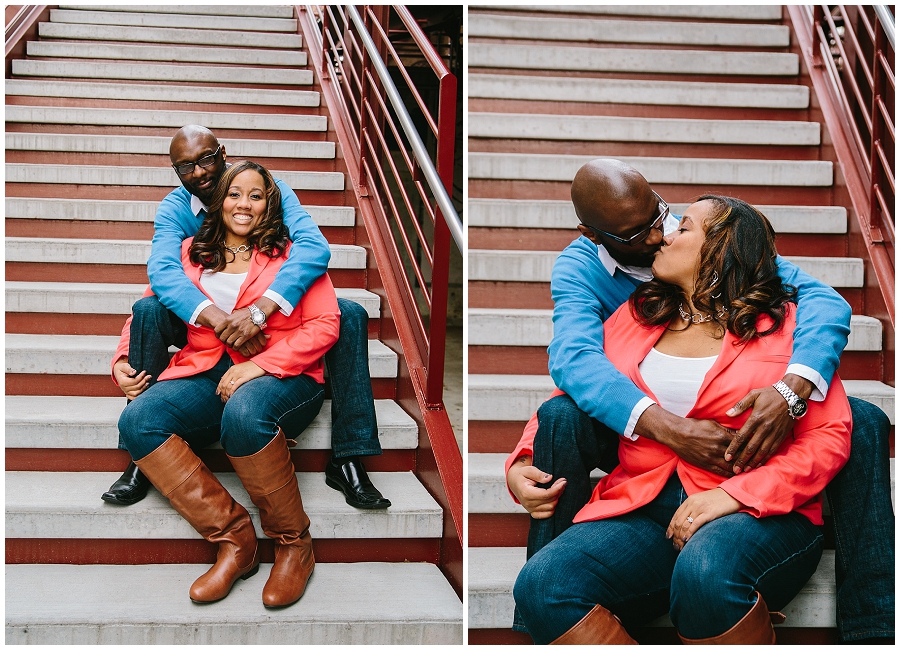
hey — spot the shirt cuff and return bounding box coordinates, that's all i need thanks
[785,364,827,401]
[263,289,293,317]
[189,299,213,327]
[623,397,656,441]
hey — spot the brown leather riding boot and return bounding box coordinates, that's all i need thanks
[678,591,779,644]
[229,429,315,608]
[551,605,638,645]
[135,435,259,603]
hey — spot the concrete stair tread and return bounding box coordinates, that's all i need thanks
[59,5,296,19]
[475,6,785,20]
[469,42,799,76]
[6,164,342,191]
[468,198,846,233]
[6,238,364,268]
[7,470,441,539]
[469,73,810,109]
[469,153,833,187]
[469,308,883,351]
[5,395,415,450]
[49,8,298,32]
[6,283,379,317]
[26,41,307,66]
[468,546,835,629]
[38,21,303,49]
[7,134,335,159]
[6,197,352,226]
[470,112,819,146]
[6,79,319,106]
[12,59,313,85]
[468,249,863,287]
[470,13,790,47]
[6,563,462,644]
[6,106,327,132]
[6,334,398,378]
[468,374,895,424]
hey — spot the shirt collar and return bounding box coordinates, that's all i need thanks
[190,193,209,216]
[595,213,680,282]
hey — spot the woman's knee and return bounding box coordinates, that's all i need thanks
[513,552,557,620]
[220,396,273,455]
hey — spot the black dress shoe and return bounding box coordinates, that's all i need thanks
[324,456,391,509]
[101,462,151,505]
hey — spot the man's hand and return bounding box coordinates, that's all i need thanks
[635,405,736,477]
[213,297,278,354]
[216,361,265,402]
[214,307,260,349]
[235,331,269,357]
[506,455,567,519]
[113,358,151,400]
[724,374,812,474]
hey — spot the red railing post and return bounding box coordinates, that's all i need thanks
[870,19,886,242]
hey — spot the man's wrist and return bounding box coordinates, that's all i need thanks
[255,296,279,318]
[781,373,813,400]
[196,304,226,329]
[633,404,679,446]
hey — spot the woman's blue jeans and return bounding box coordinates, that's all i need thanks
[519,394,895,642]
[119,295,382,458]
[119,352,325,460]
[514,473,824,644]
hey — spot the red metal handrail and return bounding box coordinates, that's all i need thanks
[297,4,462,593]
[790,5,894,325]
[313,4,459,408]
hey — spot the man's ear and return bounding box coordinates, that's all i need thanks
[220,144,227,162]
[577,224,600,245]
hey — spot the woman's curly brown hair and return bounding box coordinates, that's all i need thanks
[630,195,796,342]
[189,160,289,271]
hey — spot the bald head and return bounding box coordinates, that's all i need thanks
[169,125,226,202]
[169,124,218,159]
[571,159,653,231]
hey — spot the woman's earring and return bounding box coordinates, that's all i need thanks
[711,271,722,299]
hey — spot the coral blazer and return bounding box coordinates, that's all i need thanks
[506,303,851,525]
[113,239,340,383]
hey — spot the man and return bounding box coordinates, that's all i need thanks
[506,159,894,642]
[102,125,391,510]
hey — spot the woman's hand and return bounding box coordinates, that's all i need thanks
[217,361,265,402]
[506,455,568,519]
[113,358,151,400]
[667,488,742,551]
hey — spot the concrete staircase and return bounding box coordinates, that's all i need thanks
[5,5,461,644]
[468,5,894,643]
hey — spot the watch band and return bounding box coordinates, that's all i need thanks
[248,303,267,330]
[773,380,806,419]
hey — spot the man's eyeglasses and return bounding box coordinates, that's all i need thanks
[172,145,222,176]
[581,191,670,246]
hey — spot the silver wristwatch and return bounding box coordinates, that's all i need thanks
[247,303,267,330]
[773,380,808,419]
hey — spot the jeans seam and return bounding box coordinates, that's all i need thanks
[751,530,823,592]
[272,385,324,435]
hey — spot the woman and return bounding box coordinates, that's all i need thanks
[509,196,851,644]
[115,160,340,607]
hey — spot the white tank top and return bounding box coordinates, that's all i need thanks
[638,347,718,417]
[199,270,248,315]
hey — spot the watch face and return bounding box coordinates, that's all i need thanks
[251,311,264,325]
[791,400,808,418]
